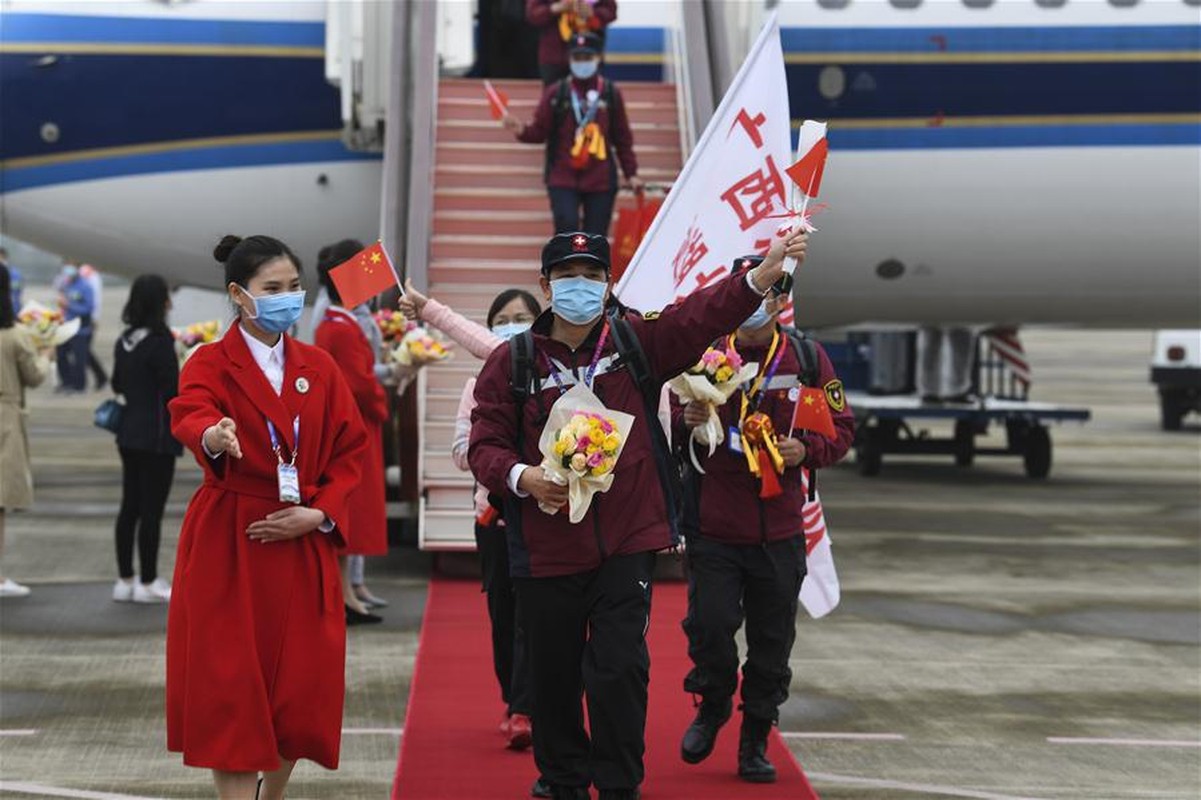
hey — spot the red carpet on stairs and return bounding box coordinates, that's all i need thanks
[392,576,821,799]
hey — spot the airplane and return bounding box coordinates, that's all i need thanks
[0,0,1197,331]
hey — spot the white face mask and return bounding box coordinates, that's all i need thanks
[491,321,532,341]
[570,59,599,80]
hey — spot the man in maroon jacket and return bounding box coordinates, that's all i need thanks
[469,230,808,800]
[526,0,618,84]
[674,273,855,783]
[502,32,642,237]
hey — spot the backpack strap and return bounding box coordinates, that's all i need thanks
[608,311,684,544]
[780,326,820,502]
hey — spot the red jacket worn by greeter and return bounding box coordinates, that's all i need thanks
[166,326,367,772]
[468,269,764,579]
[526,0,617,71]
[313,306,389,556]
[677,330,855,546]
[518,74,638,194]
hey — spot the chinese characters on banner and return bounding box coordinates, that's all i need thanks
[614,13,793,313]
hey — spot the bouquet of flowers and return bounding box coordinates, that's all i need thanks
[668,344,759,472]
[174,319,221,362]
[373,309,411,343]
[390,326,452,367]
[16,300,79,347]
[536,383,636,523]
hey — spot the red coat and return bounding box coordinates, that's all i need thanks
[314,307,389,556]
[526,0,617,69]
[469,270,764,578]
[166,326,368,771]
[674,333,855,546]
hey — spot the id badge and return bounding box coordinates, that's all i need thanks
[728,426,744,454]
[277,463,301,504]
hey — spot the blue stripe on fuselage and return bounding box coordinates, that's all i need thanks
[0,13,324,46]
[780,24,1201,53]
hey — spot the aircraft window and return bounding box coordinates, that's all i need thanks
[962,0,995,7]
[1184,0,1200,7]
[817,0,851,8]
[1034,0,1068,7]
[889,0,922,8]
[1107,0,1139,5]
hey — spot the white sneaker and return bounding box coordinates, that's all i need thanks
[0,579,31,598]
[113,579,135,602]
[133,578,171,604]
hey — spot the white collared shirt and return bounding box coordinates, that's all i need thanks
[239,323,285,395]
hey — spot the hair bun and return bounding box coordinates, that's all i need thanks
[213,235,243,264]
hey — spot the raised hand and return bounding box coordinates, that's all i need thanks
[203,417,243,459]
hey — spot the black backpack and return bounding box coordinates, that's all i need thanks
[546,77,619,182]
[507,309,685,545]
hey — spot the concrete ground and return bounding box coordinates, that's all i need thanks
[1,288,1198,800]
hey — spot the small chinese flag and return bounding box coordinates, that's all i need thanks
[786,138,828,199]
[791,386,837,441]
[484,80,509,121]
[328,241,399,310]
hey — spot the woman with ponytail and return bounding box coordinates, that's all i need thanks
[166,235,368,799]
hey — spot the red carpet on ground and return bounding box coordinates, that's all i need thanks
[392,576,820,799]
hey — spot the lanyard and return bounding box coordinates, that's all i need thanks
[266,416,300,466]
[544,320,610,394]
[570,81,602,128]
[732,330,787,423]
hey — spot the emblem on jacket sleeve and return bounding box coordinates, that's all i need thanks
[823,379,845,412]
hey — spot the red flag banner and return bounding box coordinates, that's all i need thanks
[785,137,828,199]
[483,80,509,121]
[328,241,399,310]
[791,386,837,440]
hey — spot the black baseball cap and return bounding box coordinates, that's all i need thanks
[570,33,603,55]
[542,232,611,276]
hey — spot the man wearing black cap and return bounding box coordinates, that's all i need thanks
[469,230,809,800]
[526,0,618,85]
[673,262,855,783]
[502,32,641,238]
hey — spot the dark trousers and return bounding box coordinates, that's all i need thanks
[516,551,655,792]
[682,535,807,723]
[87,347,108,388]
[475,521,532,715]
[548,186,618,237]
[115,448,176,583]
[56,331,91,391]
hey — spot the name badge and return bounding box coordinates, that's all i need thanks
[277,463,301,504]
[728,426,744,454]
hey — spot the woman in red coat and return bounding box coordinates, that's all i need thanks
[167,235,368,800]
[313,239,390,625]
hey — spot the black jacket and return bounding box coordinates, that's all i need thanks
[111,328,182,456]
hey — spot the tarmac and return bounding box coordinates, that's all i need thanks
[1,287,1198,799]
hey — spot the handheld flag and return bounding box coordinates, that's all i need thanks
[786,121,828,200]
[484,80,509,121]
[328,241,399,310]
[791,386,837,441]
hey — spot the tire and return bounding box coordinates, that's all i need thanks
[1160,389,1185,431]
[857,427,883,477]
[953,420,975,467]
[1023,425,1052,479]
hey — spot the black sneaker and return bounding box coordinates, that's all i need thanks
[680,696,733,764]
[530,777,552,798]
[737,715,777,783]
[597,790,640,800]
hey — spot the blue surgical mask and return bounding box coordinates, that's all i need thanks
[491,321,532,341]
[741,301,774,331]
[241,287,306,334]
[570,59,599,81]
[551,276,607,325]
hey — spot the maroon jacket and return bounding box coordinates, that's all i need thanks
[526,0,618,69]
[469,271,764,578]
[517,75,637,193]
[674,330,855,546]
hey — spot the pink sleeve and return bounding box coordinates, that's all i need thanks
[422,298,502,360]
[452,378,477,472]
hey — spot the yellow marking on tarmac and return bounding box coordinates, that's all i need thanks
[794,113,1201,130]
[786,50,1201,65]
[1,130,345,171]
[0,42,323,58]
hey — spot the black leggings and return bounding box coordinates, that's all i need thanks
[115,448,176,583]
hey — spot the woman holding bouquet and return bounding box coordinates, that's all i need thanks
[0,263,52,598]
[468,229,807,800]
[313,238,391,625]
[167,235,367,800]
[673,279,855,783]
[398,283,546,763]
